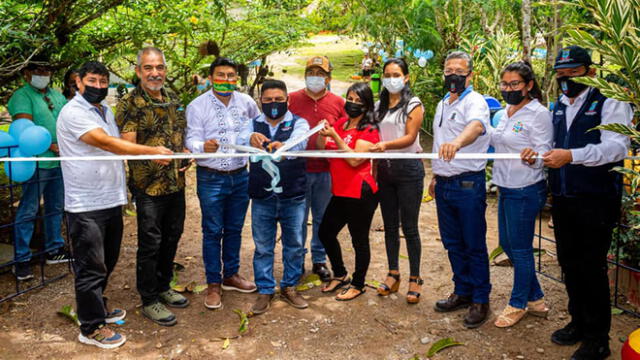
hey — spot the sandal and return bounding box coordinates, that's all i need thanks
[377,272,401,296]
[336,286,366,301]
[321,276,350,293]
[527,299,549,318]
[494,305,527,328]
[406,277,424,304]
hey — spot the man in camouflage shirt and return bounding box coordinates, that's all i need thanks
[116,47,190,326]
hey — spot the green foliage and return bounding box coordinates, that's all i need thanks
[426,337,464,357]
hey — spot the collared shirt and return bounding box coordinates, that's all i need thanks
[377,96,423,153]
[237,111,310,152]
[490,99,553,188]
[116,86,186,196]
[288,89,346,172]
[432,87,491,177]
[559,87,632,166]
[185,90,260,171]
[56,93,127,213]
[7,83,67,168]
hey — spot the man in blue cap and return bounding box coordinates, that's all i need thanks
[543,45,633,360]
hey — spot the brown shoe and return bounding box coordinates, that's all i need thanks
[281,287,308,309]
[204,283,222,309]
[434,294,472,313]
[251,294,274,315]
[463,303,490,329]
[222,273,257,293]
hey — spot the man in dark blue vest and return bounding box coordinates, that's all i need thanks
[238,79,311,315]
[543,45,633,360]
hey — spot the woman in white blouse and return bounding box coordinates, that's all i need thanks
[490,61,553,328]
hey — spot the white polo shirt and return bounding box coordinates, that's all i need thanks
[431,87,491,177]
[56,94,127,213]
[490,99,553,188]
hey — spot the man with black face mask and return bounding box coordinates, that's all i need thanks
[543,46,633,360]
[429,51,492,329]
[57,61,172,349]
[237,79,310,315]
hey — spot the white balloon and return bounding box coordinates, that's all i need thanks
[418,57,427,67]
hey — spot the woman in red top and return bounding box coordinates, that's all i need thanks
[316,82,380,301]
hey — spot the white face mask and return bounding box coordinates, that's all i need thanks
[30,75,50,90]
[382,77,406,94]
[306,76,326,93]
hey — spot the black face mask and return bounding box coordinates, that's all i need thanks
[344,101,365,118]
[262,101,288,120]
[82,85,108,104]
[557,76,588,98]
[501,90,526,106]
[444,74,468,95]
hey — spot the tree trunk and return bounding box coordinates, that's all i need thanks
[522,0,532,63]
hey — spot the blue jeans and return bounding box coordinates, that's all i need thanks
[196,167,250,284]
[498,181,547,309]
[252,196,305,294]
[435,171,491,304]
[14,167,65,263]
[302,172,331,264]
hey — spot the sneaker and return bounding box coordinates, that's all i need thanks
[46,250,70,265]
[12,262,34,281]
[105,308,127,324]
[280,287,308,309]
[77,325,126,349]
[159,289,189,308]
[141,302,177,326]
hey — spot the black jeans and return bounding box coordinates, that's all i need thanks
[67,206,123,336]
[552,195,620,341]
[135,190,186,306]
[319,183,379,289]
[377,159,425,277]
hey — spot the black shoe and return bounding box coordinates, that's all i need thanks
[551,322,584,346]
[570,338,610,360]
[312,263,332,282]
[434,294,472,313]
[46,250,70,265]
[463,303,490,329]
[12,262,34,281]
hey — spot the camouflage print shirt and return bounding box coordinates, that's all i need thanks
[116,86,187,196]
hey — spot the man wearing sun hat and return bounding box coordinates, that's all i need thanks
[288,56,346,282]
[543,45,633,360]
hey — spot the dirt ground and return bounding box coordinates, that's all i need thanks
[0,158,638,360]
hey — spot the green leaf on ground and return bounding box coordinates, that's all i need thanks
[399,254,409,260]
[234,309,249,335]
[222,337,230,350]
[366,279,382,288]
[296,282,315,291]
[489,246,504,262]
[533,248,546,256]
[192,284,208,294]
[57,305,80,326]
[408,355,421,360]
[169,270,179,289]
[612,307,624,315]
[426,337,464,357]
[124,209,137,217]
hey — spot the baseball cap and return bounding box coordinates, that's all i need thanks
[305,56,332,73]
[554,45,592,69]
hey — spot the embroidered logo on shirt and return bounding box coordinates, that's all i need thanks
[585,101,598,116]
[280,121,292,132]
[512,121,524,134]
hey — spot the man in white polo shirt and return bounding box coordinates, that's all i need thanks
[57,61,172,349]
[428,51,492,329]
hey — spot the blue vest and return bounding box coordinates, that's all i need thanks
[248,115,307,200]
[548,88,622,197]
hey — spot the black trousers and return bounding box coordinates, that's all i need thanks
[552,195,621,341]
[377,159,425,277]
[67,206,123,336]
[319,183,379,289]
[135,190,186,306]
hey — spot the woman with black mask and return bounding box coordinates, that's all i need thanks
[490,61,553,327]
[317,82,380,301]
[369,58,426,304]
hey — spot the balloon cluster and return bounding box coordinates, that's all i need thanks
[412,49,434,68]
[0,119,52,182]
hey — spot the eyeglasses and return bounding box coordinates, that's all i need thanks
[43,95,54,111]
[499,80,525,90]
[443,69,470,76]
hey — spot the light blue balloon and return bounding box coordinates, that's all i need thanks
[8,118,35,140]
[378,49,385,56]
[395,50,403,58]
[19,125,52,156]
[4,148,35,182]
[0,131,18,157]
[413,49,421,58]
[492,109,506,128]
[424,50,434,60]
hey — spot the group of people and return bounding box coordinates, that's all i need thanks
[5,44,631,360]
